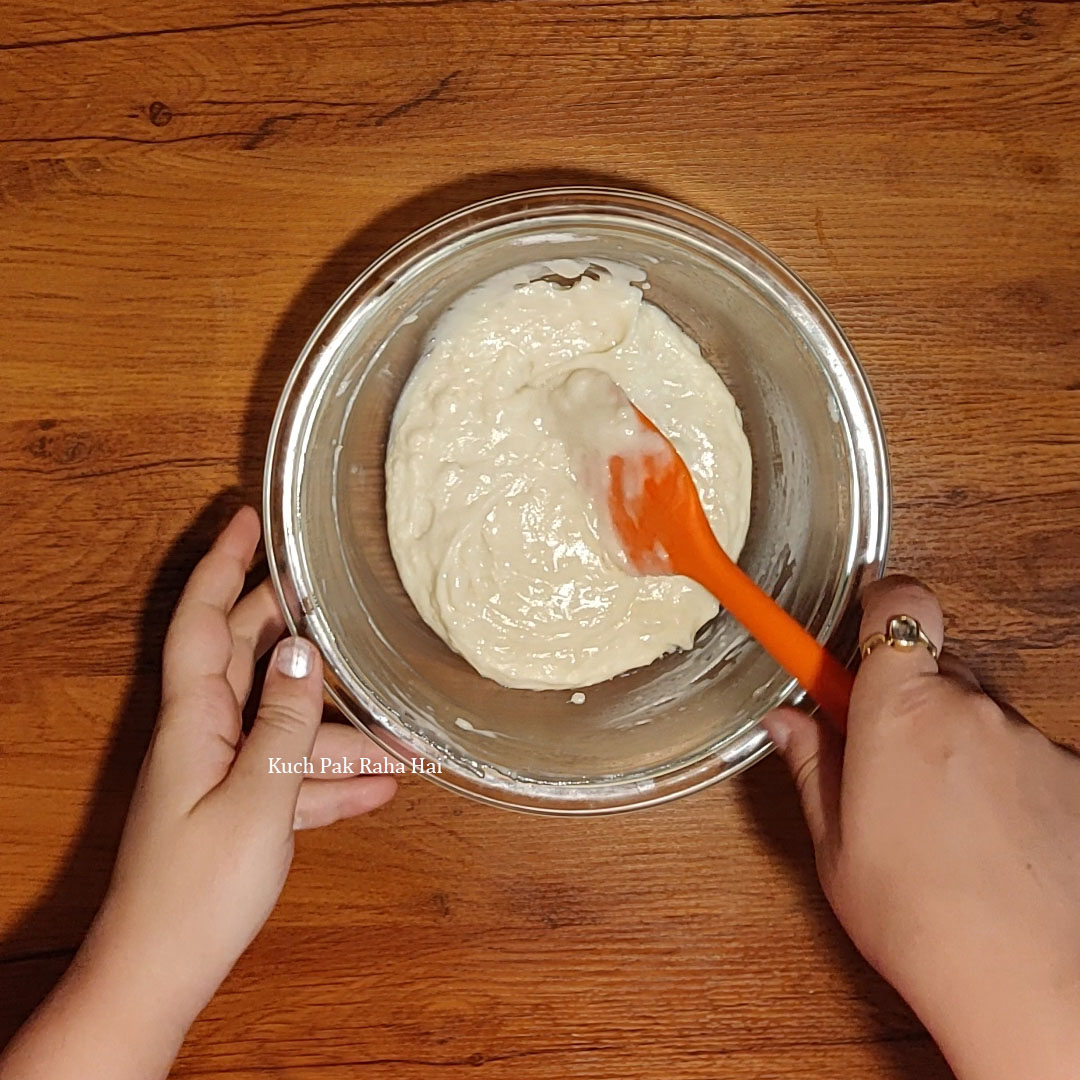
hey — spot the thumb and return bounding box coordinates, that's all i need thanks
[763,706,843,854]
[232,637,325,808]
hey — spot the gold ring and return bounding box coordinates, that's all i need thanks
[860,614,939,661]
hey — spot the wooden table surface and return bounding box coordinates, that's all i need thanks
[2,1,1079,1076]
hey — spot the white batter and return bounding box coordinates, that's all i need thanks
[385,260,752,690]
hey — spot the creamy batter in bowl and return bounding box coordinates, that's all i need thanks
[264,188,890,814]
[386,259,753,690]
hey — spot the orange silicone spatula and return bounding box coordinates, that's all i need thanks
[606,404,854,733]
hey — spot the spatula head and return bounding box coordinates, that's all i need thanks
[607,407,719,578]
[547,367,716,579]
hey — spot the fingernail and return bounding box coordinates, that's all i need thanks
[275,637,314,679]
[763,715,791,753]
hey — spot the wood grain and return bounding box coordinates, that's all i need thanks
[2,0,1078,1076]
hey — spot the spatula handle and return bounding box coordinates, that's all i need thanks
[694,547,853,732]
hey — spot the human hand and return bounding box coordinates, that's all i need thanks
[0,507,398,1080]
[99,506,399,1012]
[765,575,1080,1080]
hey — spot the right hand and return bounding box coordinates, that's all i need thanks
[765,575,1080,1080]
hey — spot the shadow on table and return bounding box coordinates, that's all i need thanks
[0,492,247,1047]
[736,754,956,1080]
[238,165,674,497]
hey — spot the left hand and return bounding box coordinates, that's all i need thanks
[91,506,399,1018]
[0,508,398,1080]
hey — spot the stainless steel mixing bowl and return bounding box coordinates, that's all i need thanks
[264,188,890,814]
